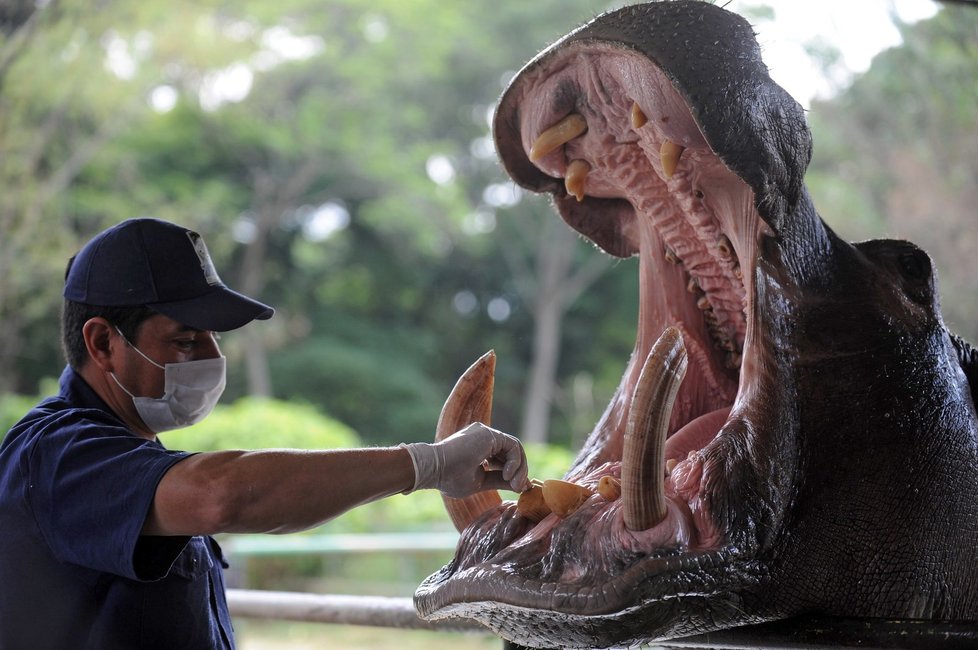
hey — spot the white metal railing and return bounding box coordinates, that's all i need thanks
[223,532,487,634]
[222,531,459,557]
[226,589,486,632]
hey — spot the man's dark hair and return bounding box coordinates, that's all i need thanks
[60,255,156,369]
[61,301,156,369]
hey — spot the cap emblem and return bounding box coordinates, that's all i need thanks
[187,231,221,286]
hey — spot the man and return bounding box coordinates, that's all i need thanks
[0,217,530,649]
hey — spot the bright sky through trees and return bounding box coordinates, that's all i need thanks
[730,0,939,106]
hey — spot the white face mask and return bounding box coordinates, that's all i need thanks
[110,327,226,433]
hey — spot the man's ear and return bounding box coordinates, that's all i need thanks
[82,317,117,373]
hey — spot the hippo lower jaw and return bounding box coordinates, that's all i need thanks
[415,38,784,645]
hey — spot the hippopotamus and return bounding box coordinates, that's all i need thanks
[413,1,978,647]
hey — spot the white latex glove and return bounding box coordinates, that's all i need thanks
[400,422,530,498]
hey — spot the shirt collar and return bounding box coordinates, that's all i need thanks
[58,364,115,414]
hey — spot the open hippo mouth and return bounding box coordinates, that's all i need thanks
[414,3,805,646]
[416,2,978,648]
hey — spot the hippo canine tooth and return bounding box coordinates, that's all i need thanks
[516,480,551,522]
[597,476,621,501]
[565,159,591,202]
[717,234,734,260]
[630,102,648,129]
[660,140,685,179]
[529,113,588,162]
[542,479,594,518]
[622,327,688,531]
[664,246,681,265]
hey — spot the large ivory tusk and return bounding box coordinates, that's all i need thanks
[435,350,503,532]
[621,327,687,531]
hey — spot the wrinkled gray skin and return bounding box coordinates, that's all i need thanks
[414,2,978,648]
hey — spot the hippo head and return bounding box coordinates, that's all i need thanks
[415,2,978,647]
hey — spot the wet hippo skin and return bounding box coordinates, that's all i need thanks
[414,2,978,648]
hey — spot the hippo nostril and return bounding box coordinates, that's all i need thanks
[899,250,930,282]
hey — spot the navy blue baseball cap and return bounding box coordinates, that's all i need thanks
[64,218,274,332]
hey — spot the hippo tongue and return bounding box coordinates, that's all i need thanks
[665,406,731,463]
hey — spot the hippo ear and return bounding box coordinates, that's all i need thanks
[949,332,978,409]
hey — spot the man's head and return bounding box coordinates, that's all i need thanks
[61,218,274,437]
[61,218,273,369]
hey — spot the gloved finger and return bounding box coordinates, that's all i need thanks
[482,458,530,492]
[479,469,519,492]
[504,457,530,492]
[482,448,529,492]
[494,438,527,481]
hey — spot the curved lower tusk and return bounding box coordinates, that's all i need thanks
[435,350,502,532]
[529,113,588,162]
[621,327,687,531]
[660,140,686,179]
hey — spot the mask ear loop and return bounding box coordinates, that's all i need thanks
[108,369,138,400]
[114,326,165,370]
[110,325,165,400]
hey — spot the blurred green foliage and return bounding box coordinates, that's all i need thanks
[162,397,360,452]
[0,394,39,440]
[0,0,636,450]
[806,6,978,338]
[2,2,976,459]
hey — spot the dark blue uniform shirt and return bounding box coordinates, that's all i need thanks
[0,366,236,649]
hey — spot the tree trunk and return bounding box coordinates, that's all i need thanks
[521,287,563,445]
[519,221,609,444]
[237,197,275,398]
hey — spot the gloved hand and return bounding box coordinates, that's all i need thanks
[400,422,530,498]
